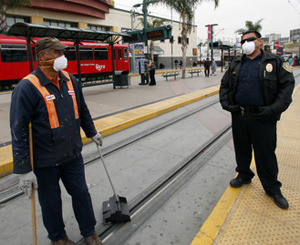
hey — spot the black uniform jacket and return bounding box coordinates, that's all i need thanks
[219,50,295,120]
[10,67,97,174]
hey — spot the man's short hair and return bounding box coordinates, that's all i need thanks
[35,37,68,54]
[242,30,262,38]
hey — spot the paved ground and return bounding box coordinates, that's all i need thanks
[0,67,222,145]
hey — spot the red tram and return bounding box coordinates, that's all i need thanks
[0,34,130,88]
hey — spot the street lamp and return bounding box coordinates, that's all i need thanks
[134,0,158,59]
[205,23,218,60]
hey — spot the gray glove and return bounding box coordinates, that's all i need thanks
[19,171,38,199]
[92,132,103,146]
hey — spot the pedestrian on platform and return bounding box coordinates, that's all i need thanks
[10,37,103,245]
[211,58,217,75]
[219,30,295,209]
[190,58,193,68]
[204,58,210,77]
[148,58,156,86]
[179,60,183,69]
[174,59,178,69]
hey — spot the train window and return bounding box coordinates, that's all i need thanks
[124,48,129,60]
[79,47,93,60]
[0,44,27,62]
[94,47,108,60]
[118,49,122,60]
[65,47,76,61]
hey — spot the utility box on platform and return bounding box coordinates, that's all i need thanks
[114,71,130,88]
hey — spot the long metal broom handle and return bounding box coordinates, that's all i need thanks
[96,145,118,199]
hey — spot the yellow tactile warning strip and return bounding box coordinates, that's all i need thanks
[191,83,300,245]
[0,84,219,177]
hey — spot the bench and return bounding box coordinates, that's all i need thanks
[188,69,202,77]
[162,72,180,81]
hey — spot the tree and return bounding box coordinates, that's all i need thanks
[236,19,264,35]
[156,0,219,78]
[0,0,32,33]
[138,17,166,60]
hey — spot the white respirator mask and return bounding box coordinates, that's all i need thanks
[53,55,68,71]
[242,41,255,55]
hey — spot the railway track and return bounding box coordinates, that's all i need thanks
[0,97,232,244]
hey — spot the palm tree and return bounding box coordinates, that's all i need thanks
[138,17,166,60]
[0,0,32,33]
[157,0,219,78]
[236,19,264,35]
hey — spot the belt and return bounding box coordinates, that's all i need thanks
[239,105,260,115]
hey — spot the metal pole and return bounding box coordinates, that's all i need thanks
[26,36,33,72]
[75,40,82,86]
[110,40,116,89]
[171,7,173,69]
[221,48,223,73]
[143,0,148,59]
[131,10,136,73]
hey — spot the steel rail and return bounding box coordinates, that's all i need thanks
[78,124,232,244]
[0,99,219,204]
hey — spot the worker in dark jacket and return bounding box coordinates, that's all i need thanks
[10,37,103,245]
[219,30,295,209]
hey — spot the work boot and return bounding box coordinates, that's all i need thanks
[267,192,289,209]
[51,237,76,245]
[84,232,103,245]
[229,177,251,188]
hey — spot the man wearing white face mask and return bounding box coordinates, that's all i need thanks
[10,37,103,245]
[219,30,295,210]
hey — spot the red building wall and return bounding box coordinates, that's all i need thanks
[31,0,112,19]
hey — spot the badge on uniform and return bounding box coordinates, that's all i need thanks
[282,62,292,73]
[266,63,273,73]
[45,94,56,101]
[68,90,75,96]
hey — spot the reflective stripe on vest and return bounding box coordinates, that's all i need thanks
[62,71,79,119]
[26,72,79,129]
[26,74,60,129]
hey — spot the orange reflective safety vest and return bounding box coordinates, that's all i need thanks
[24,71,79,129]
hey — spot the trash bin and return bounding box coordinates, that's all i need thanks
[114,71,129,87]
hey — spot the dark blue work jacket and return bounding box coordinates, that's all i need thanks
[220,50,295,120]
[10,67,97,174]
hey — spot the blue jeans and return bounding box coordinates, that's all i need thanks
[35,155,96,241]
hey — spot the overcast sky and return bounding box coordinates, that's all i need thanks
[114,0,300,43]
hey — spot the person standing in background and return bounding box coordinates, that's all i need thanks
[204,58,210,77]
[148,58,156,86]
[211,59,217,75]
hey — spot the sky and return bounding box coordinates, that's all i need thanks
[114,0,300,43]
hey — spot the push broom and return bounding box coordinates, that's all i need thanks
[96,145,131,224]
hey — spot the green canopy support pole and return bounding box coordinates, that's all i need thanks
[74,40,82,86]
[26,36,34,72]
[110,40,116,89]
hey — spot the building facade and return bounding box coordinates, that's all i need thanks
[5,1,198,70]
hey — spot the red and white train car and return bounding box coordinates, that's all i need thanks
[0,34,130,88]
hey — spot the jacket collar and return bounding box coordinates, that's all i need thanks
[34,66,69,86]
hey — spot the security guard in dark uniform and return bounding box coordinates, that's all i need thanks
[11,37,103,245]
[219,30,295,209]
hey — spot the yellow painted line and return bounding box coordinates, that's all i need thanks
[190,187,242,245]
[0,85,219,177]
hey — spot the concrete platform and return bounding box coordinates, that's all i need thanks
[0,67,221,176]
[191,82,300,245]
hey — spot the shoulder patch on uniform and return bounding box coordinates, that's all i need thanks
[282,62,292,73]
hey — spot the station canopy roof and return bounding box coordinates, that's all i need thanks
[7,22,130,42]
